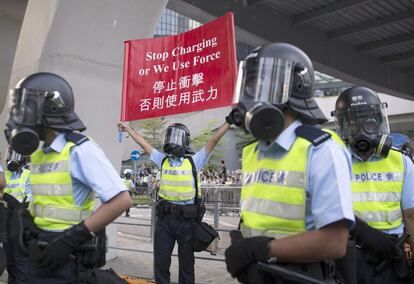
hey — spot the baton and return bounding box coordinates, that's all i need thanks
[257,262,329,284]
[375,232,410,274]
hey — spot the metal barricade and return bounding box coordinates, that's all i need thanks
[130,186,153,206]
[202,185,241,216]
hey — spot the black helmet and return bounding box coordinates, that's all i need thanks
[5,72,86,155]
[332,86,392,158]
[13,72,86,131]
[234,42,326,127]
[163,123,191,157]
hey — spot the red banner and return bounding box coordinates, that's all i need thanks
[121,13,237,121]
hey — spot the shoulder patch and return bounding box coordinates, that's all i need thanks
[65,132,89,146]
[295,125,331,146]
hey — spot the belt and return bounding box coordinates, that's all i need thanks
[352,234,399,249]
[160,201,198,218]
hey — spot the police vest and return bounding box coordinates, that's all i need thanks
[352,149,404,230]
[240,125,334,239]
[323,128,347,148]
[30,139,94,231]
[4,169,30,202]
[159,157,197,201]
[123,179,132,189]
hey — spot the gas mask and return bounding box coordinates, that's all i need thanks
[163,124,191,158]
[163,143,186,158]
[332,92,392,159]
[5,88,65,155]
[230,53,296,141]
[347,118,392,159]
[229,101,285,141]
[6,148,24,172]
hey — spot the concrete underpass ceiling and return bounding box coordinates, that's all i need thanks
[171,0,414,101]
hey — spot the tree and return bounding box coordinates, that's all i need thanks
[235,128,256,155]
[191,121,224,171]
[137,117,167,151]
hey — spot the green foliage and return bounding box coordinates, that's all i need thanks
[235,128,256,155]
[191,121,224,171]
[137,117,167,151]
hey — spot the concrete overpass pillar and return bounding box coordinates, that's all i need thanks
[0,0,27,132]
[2,0,168,259]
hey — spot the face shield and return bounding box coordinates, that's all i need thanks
[333,102,391,158]
[333,102,389,140]
[230,57,296,141]
[234,56,295,105]
[163,127,189,157]
[5,88,47,155]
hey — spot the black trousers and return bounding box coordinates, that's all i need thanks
[28,255,78,284]
[4,238,29,284]
[154,213,195,284]
[356,247,411,284]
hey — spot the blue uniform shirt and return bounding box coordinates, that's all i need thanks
[352,151,414,235]
[43,133,127,206]
[256,120,355,230]
[150,147,209,205]
[7,170,32,201]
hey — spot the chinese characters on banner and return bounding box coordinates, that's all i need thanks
[121,13,237,121]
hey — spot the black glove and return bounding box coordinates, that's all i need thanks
[3,193,21,211]
[31,221,93,271]
[225,230,273,278]
[351,217,399,259]
[225,110,236,126]
[6,195,38,255]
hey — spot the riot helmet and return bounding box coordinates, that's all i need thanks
[5,72,86,155]
[230,42,326,141]
[331,86,392,159]
[163,123,191,157]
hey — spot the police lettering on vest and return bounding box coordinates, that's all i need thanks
[352,172,403,182]
[243,169,304,187]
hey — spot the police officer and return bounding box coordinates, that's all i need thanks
[118,121,230,284]
[224,42,355,283]
[332,86,414,284]
[3,148,31,283]
[122,171,134,217]
[4,72,133,283]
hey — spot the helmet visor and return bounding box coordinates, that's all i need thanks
[233,56,294,105]
[8,88,45,126]
[333,102,389,140]
[164,127,188,147]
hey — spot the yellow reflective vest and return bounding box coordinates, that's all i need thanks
[352,149,404,230]
[30,140,94,231]
[4,169,30,202]
[122,178,133,189]
[240,137,311,239]
[159,157,197,201]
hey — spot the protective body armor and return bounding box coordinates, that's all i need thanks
[4,169,30,202]
[159,158,197,201]
[352,149,404,230]
[30,140,94,231]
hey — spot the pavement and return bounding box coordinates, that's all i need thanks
[0,206,239,284]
